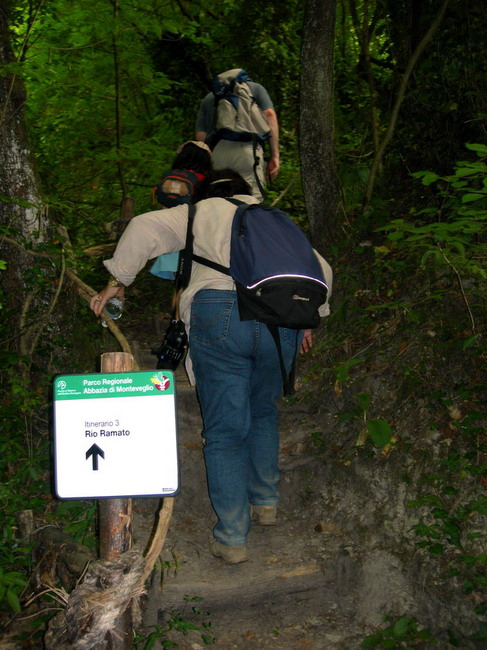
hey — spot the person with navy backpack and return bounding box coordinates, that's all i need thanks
[90,169,332,564]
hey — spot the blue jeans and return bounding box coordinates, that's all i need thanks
[189,290,301,546]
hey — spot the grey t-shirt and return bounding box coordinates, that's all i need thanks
[195,81,274,139]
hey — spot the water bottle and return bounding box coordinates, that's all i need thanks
[101,297,124,327]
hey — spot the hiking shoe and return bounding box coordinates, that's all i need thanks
[210,539,248,564]
[251,505,277,526]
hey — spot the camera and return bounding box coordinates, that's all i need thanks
[151,319,188,370]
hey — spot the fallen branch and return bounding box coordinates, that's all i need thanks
[140,497,174,584]
[437,246,477,337]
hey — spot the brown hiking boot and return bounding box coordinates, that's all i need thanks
[251,505,277,526]
[210,539,248,564]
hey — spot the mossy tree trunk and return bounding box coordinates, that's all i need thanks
[0,0,78,377]
[0,0,48,300]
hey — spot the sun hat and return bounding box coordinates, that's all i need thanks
[176,140,212,154]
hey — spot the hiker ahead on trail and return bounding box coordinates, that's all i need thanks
[195,69,280,201]
[150,140,212,281]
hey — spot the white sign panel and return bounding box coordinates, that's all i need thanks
[54,371,179,499]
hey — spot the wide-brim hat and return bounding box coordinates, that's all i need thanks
[176,140,212,154]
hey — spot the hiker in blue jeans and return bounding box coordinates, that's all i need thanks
[190,290,301,560]
[184,171,331,564]
[89,169,332,564]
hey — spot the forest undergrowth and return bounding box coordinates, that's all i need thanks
[291,146,487,647]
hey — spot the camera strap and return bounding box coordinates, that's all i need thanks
[151,204,197,369]
[175,203,196,293]
[170,203,197,320]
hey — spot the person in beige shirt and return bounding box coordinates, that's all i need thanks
[90,169,332,565]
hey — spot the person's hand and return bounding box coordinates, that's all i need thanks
[300,329,313,354]
[267,157,280,181]
[89,285,124,317]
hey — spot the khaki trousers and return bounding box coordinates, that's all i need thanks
[212,140,266,201]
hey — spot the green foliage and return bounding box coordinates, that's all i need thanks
[310,429,326,447]
[0,526,30,614]
[335,0,485,189]
[53,500,97,547]
[361,615,436,648]
[10,0,190,238]
[402,398,487,641]
[7,0,304,248]
[367,418,393,448]
[406,415,486,555]
[0,294,97,613]
[378,144,487,282]
[0,355,50,613]
[134,595,216,648]
[309,147,486,646]
[334,392,393,448]
[334,358,366,384]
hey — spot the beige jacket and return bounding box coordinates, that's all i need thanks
[104,196,333,379]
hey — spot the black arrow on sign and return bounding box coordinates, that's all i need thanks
[86,443,105,470]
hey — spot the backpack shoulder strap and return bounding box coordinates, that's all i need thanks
[191,198,246,274]
[192,254,229,275]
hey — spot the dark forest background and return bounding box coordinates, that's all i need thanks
[0,0,486,646]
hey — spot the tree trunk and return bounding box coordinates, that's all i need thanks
[0,0,48,312]
[299,0,341,251]
[0,1,79,375]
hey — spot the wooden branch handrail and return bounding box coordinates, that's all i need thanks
[2,234,137,361]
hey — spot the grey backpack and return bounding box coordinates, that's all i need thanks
[211,69,271,143]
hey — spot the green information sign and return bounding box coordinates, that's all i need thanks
[55,371,175,400]
[54,371,179,499]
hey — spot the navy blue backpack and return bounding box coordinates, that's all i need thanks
[191,200,329,393]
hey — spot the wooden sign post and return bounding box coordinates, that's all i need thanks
[99,352,134,649]
[99,352,134,563]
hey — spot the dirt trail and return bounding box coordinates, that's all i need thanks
[131,349,363,649]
